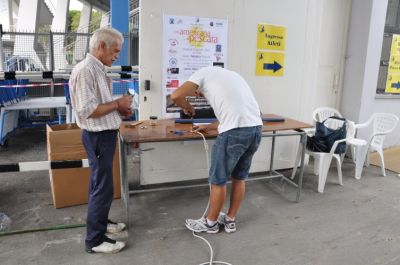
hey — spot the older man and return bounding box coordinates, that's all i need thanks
[69,27,132,254]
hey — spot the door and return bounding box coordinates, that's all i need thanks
[315,0,351,108]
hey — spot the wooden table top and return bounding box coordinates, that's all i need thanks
[119,114,312,143]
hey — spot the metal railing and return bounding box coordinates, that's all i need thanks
[0,29,138,72]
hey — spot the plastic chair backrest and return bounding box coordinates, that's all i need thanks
[371,113,399,147]
[312,107,343,123]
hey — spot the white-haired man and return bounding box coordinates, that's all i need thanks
[69,27,131,254]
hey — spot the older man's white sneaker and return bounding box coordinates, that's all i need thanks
[86,237,126,254]
[107,220,126,233]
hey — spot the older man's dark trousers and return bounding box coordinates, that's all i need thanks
[82,129,117,248]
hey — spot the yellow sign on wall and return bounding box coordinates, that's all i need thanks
[257,24,286,51]
[385,74,400,93]
[255,51,285,76]
[391,34,400,55]
[386,34,400,93]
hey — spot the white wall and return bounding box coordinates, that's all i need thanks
[341,0,400,147]
[139,0,351,184]
[139,0,323,121]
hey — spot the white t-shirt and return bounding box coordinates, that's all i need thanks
[189,66,262,133]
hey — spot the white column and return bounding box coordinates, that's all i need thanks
[51,0,70,31]
[73,3,92,63]
[51,0,70,70]
[13,0,44,70]
[100,12,110,28]
[0,0,13,30]
[12,0,18,26]
[15,0,39,32]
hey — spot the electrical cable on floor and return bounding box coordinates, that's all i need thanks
[191,130,233,265]
[0,223,86,237]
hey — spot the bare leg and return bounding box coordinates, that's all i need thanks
[207,184,226,221]
[227,179,245,219]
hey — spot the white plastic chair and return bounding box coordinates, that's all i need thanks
[348,113,399,178]
[306,119,355,193]
[291,107,344,180]
[312,107,343,123]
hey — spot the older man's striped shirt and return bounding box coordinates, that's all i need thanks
[69,53,121,132]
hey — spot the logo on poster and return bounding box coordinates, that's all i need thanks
[166,79,179,88]
[168,47,177,54]
[169,57,178,67]
[214,52,223,62]
[167,68,179,74]
[169,39,179,46]
[179,26,218,48]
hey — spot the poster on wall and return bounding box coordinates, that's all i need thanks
[385,34,400,94]
[163,15,228,116]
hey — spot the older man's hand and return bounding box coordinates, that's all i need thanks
[116,94,133,116]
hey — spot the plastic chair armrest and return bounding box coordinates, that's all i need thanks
[355,122,369,129]
[329,135,354,155]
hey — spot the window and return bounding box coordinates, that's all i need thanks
[377,0,400,96]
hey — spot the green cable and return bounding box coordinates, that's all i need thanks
[0,223,86,237]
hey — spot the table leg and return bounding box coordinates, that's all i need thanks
[66,105,71,124]
[269,131,276,174]
[119,137,130,229]
[0,108,5,144]
[296,132,307,202]
[290,140,302,180]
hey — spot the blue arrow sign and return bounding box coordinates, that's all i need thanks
[391,82,400,89]
[263,61,282,72]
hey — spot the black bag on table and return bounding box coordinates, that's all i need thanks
[307,116,347,154]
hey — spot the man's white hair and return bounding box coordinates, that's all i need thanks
[89,27,124,52]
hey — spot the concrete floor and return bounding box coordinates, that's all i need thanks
[1,127,400,265]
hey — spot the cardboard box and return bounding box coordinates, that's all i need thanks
[47,124,121,208]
